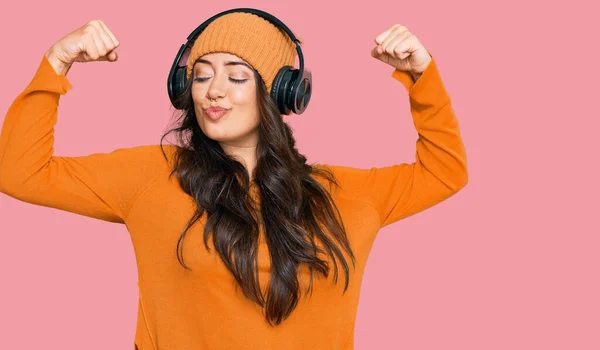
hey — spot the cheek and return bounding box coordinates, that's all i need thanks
[229,86,256,106]
[231,86,259,123]
[191,85,205,104]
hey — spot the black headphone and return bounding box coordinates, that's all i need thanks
[167,8,312,115]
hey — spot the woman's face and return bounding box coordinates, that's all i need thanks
[191,52,260,148]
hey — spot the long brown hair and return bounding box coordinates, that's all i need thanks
[159,64,356,326]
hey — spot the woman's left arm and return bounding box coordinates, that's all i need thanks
[327,24,468,228]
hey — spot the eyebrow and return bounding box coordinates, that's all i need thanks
[196,58,253,71]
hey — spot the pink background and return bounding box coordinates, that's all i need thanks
[1,0,598,349]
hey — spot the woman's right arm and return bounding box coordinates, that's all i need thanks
[0,21,167,224]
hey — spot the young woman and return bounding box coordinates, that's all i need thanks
[0,8,467,350]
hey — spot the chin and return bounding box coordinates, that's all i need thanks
[200,125,245,143]
[200,126,231,142]
[197,118,259,145]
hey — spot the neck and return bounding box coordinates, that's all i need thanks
[220,141,258,180]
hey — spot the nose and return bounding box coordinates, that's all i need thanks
[206,72,227,101]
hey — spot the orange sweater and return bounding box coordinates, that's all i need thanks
[0,54,467,349]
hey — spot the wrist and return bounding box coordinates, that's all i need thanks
[410,72,422,82]
[44,48,72,76]
[410,55,432,82]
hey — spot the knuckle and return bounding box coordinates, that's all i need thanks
[394,25,408,34]
[84,24,96,34]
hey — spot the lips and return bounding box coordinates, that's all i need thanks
[203,106,231,120]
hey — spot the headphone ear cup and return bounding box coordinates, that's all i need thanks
[293,70,311,114]
[175,67,187,108]
[270,66,312,115]
[270,66,293,115]
[168,65,188,110]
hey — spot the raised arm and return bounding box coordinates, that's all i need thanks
[0,20,167,224]
[326,24,468,228]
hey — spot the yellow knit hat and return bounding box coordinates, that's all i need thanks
[185,12,298,94]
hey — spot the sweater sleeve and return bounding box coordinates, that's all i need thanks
[327,55,468,228]
[0,55,167,224]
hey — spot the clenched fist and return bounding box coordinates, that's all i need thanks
[44,20,120,75]
[371,24,432,80]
